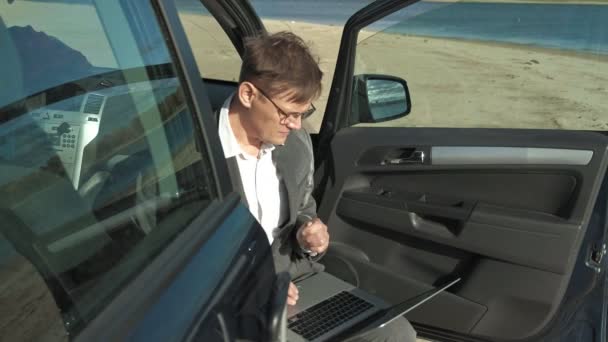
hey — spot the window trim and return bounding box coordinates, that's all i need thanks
[200,0,265,56]
[152,0,233,200]
[74,194,246,341]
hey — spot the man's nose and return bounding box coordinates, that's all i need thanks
[286,116,302,130]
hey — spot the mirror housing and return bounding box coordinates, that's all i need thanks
[353,74,411,123]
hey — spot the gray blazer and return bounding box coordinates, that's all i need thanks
[225,128,324,280]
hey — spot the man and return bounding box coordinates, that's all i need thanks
[218,31,416,342]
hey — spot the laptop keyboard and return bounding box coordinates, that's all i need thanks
[288,291,374,341]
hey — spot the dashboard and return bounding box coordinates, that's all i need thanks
[0,72,181,190]
[0,93,104,188]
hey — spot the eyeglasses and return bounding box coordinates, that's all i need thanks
[253,84,316,121]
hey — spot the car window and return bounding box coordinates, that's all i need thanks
[352,0,608,130]
[176,0,242,82]
[0,1,217,339]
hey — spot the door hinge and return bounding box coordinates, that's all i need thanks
[585,242,607,274]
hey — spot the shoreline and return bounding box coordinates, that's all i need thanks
[263,17,608,58]
[367,31,608,61]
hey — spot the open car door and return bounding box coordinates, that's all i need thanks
[315,0,608,341]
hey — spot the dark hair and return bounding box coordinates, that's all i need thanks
[239,31,323,103]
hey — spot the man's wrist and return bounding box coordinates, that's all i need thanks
[300,244,318,257]
[296,218,319,257]
[296,227,318,257]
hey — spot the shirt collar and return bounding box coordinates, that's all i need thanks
[218,93,275,159]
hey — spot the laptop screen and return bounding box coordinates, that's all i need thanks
[338,277,461,341]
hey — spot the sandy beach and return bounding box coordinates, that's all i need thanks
[179,13,608,132]
[352,32,608,130]
[187,16,607,132]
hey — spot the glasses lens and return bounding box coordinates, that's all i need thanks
[280,106,315,122]
[302,108,315,119]
[302,105,316,119]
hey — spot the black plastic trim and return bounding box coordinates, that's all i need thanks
[75,194,242,341]
[201,0,266,55]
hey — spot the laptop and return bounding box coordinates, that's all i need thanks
[286,272,460,342]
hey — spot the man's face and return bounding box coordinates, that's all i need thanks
[248,85,314,145]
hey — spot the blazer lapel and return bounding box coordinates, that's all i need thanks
[226,156,247,208]
[273,145,297,231]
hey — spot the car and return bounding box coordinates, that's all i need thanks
[0,0,606,341]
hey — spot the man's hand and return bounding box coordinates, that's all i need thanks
[288,281,299,306]
[297,218,329,255]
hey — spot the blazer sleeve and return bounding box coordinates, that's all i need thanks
[292,129,325,262]
[295,128,317,228]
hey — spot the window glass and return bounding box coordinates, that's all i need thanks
[177,0,242,82]
[353,0,608,130]
[0,0,216,339]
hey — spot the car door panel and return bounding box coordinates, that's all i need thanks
[318,127,608,339]
[337,188,581,274]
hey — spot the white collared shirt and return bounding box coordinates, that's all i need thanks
[218,94,287,244]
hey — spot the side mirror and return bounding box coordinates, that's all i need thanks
[353,74,411,123]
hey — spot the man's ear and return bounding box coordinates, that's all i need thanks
[238,82,256,109]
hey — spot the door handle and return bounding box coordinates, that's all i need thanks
[408,212,455,238]
[383,150,425,165]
